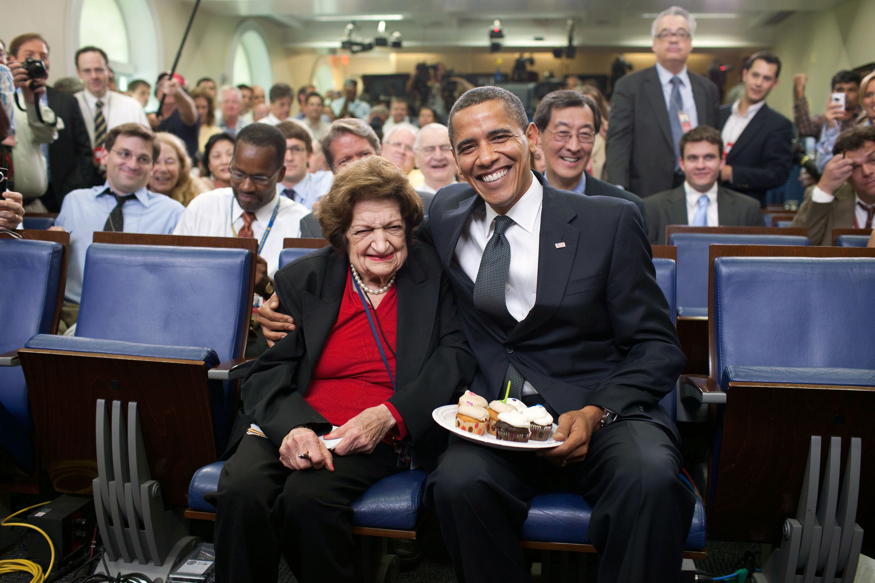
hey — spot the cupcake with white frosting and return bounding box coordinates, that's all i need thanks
[525,405,554,441]
[494,410,531,442]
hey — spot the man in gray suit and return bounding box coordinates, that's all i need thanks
[606,6,720,197]
[645,126,763,244]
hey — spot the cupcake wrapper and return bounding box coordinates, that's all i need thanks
[529,424,553,441]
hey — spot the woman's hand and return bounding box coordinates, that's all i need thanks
[327,405,396,456]
[278,427,334,471]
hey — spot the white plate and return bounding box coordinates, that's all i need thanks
[432,405,561,451]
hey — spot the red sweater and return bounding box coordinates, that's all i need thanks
[304,271,407,438]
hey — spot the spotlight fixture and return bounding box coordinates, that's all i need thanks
[489,19,504,39]
[375,20,388,46]
[489,19,503,52]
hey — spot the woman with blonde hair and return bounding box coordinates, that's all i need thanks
[149,132,208,206]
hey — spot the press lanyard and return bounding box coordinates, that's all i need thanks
[230,196,281,254]
[351,271,397,391]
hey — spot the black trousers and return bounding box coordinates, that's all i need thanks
[214,434,399,583]
[426,419,695,583]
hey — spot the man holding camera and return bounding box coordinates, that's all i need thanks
[9,33,96,212]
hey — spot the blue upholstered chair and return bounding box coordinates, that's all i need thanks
[0,237,65,471]
[836,235,869,248]
[668,230,809,317]
[21,215,56,230]
[279,237,328,269]
[695,251,875,543]
[20,242,253,504]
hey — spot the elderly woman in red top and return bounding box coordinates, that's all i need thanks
[214,156,476,583]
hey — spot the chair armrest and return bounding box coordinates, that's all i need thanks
[680,375,726,405]
[0,350,20,366]
[207,358,254,381]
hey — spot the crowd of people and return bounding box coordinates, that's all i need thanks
[2,5,875,583]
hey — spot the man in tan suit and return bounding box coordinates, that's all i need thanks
[792,125,875,245]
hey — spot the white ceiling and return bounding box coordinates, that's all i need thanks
[196,0,843,51]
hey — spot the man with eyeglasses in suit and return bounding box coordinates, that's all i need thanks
[606,6,720,198]
[530,90,644,216]
[52,123,183,330]
[411,123,458,207]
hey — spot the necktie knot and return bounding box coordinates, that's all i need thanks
[282,188,297,202]
[492,214,514,236]
[691,193,710,227]
[103,192,136,232]
[96,100,104,110]
[238,211,256,238]
[857,201,875,229]
[670,75,682,88]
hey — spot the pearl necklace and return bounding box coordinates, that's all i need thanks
[351,264,396,294]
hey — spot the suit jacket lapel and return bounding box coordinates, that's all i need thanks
[727,105,768,162]
[716,187,738,225]
[395,249,436,387]
[509,187,579,341]
[690,75,709,126]
[667,187,689,225]
[299,251,346,373]
[645,67,674,150]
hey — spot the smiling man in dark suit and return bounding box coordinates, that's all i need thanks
[718,51,794,206]
[645,126,764,244]
[529,89,645,216]
[605,6,720,197]
[425,86,692,583]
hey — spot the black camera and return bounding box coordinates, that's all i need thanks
[0,167,7,192]
[23,58,48,81]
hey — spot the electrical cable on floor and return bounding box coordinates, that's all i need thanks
[0,500,56,583]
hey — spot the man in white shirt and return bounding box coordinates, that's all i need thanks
[412,123,457,194]
[792,125,875,245]
[174,123,308,294]
[299,91,331,142]
[218,86,246,137]
[382,97,413,134]
[275,120,332,211]
[644,125,763,243]
[718,51,793,206]
[74,46,149,158]
[380,123,417,176]
[260,83,293,127]
[331,79,370,120]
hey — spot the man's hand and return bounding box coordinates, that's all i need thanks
[278,426,334,471]
[824,100,846,127]
[253,255,270,297]
[816,153,855,196]
[0,191,25,230]
[327,405,396,457]
[256,292,295,347]
[9,60,45,104]
[793,74,807,100]
[720,165,733,183]
[541,405,603,467]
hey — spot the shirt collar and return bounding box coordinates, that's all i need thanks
[231,189,280,222]
[542,171,586,195]
[83,89,110,108]
[731,99,766,118]
[684,181,718,203]
[482,171,543,235]
[96,182,151,205]
[656,62,690,87]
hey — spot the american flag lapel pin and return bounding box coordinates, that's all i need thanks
[554,242,566,249]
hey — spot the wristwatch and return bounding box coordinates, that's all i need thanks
[599,408,619,430]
